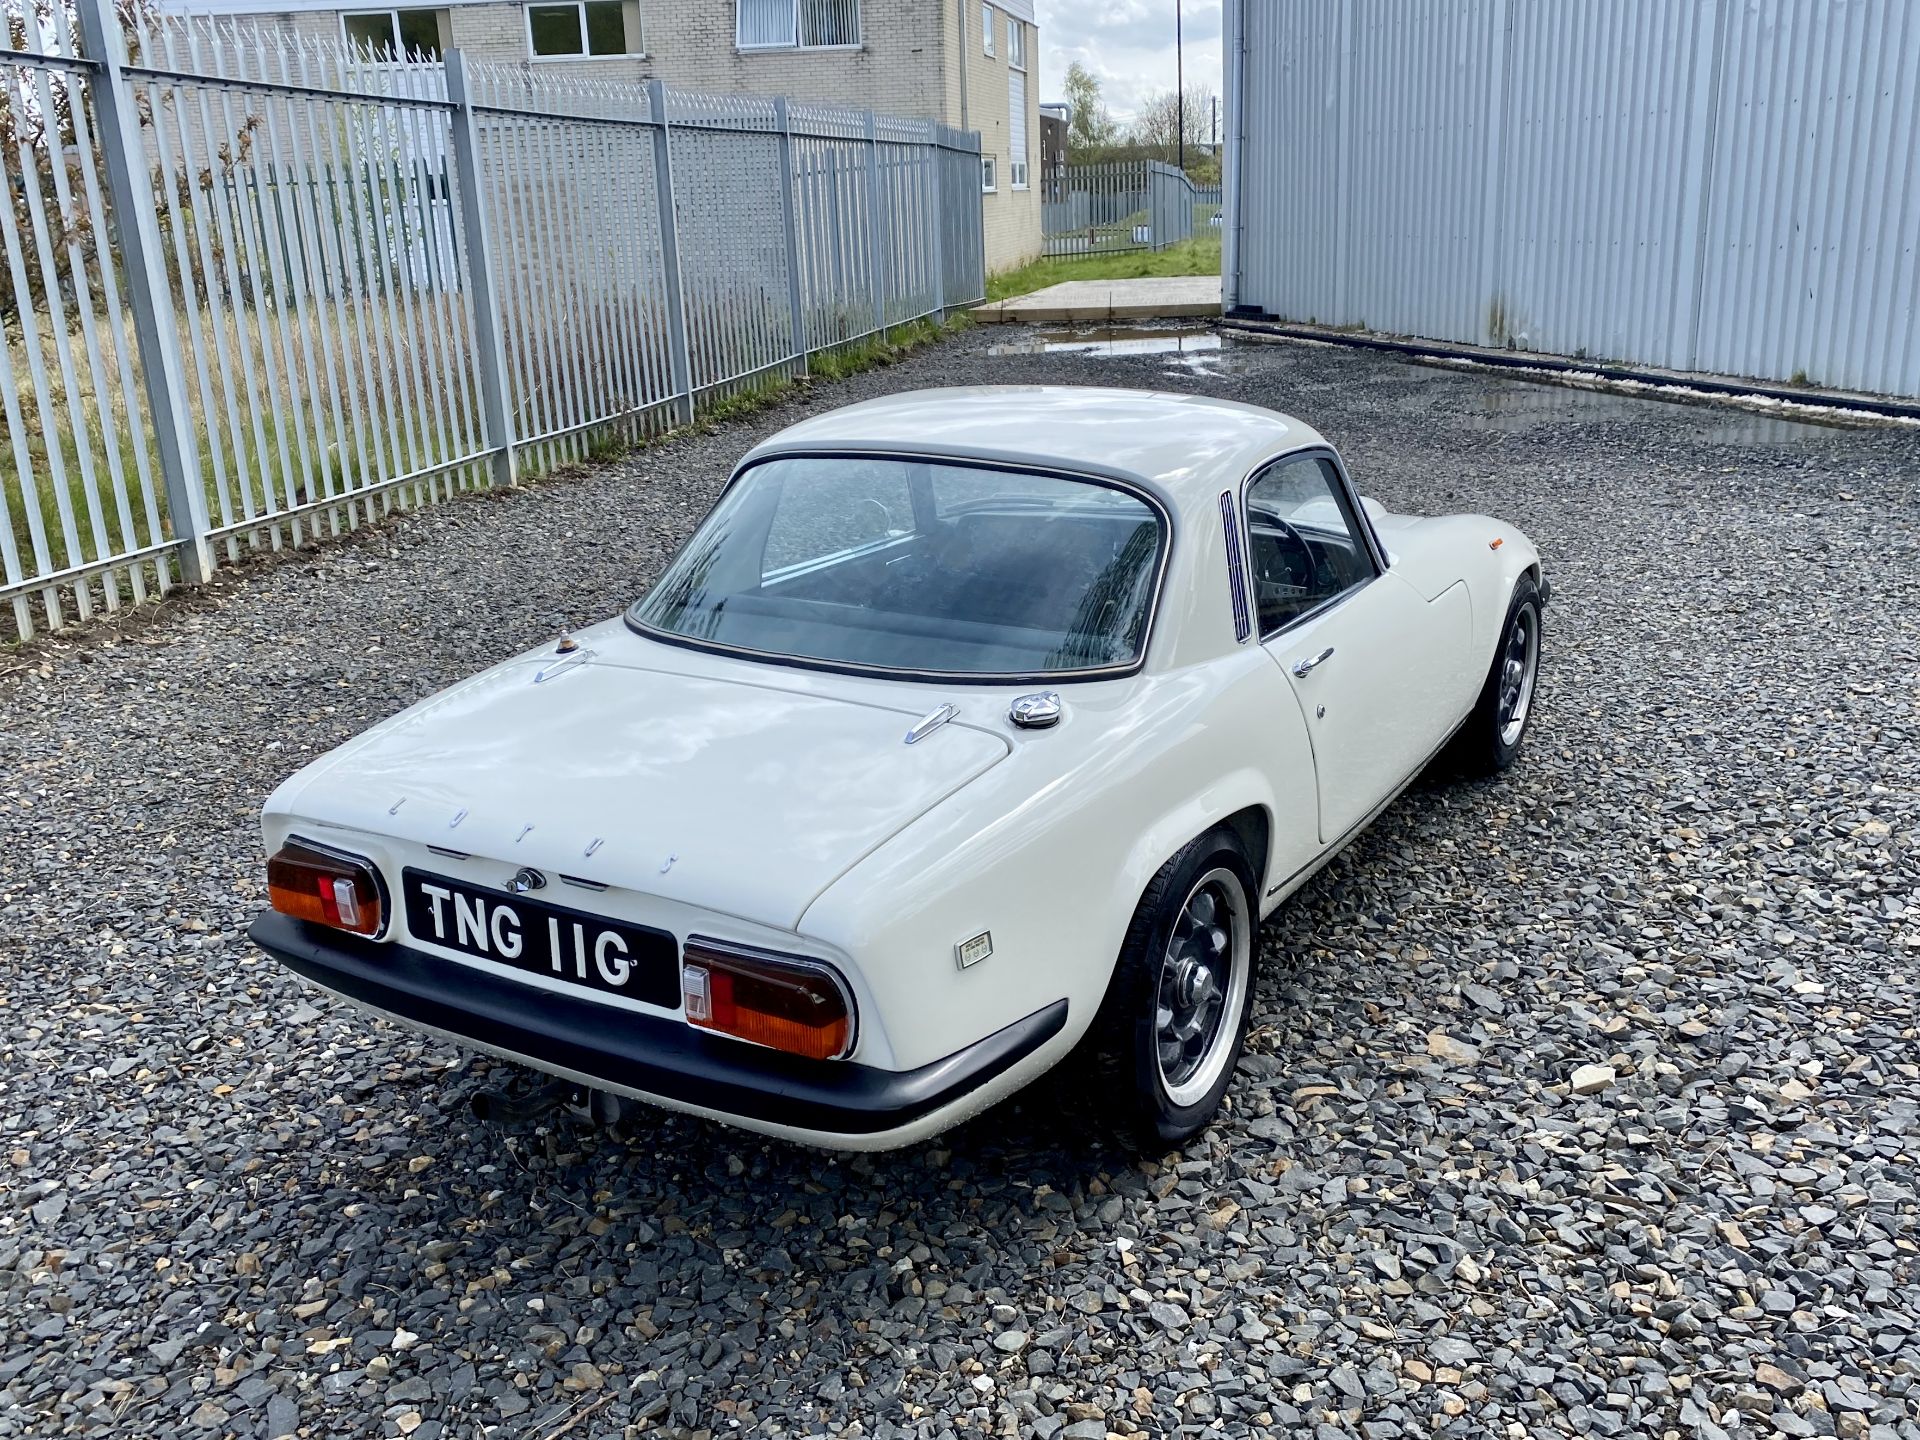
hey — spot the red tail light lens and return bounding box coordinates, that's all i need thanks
[267,838,386,938]
[681,938,855,1061]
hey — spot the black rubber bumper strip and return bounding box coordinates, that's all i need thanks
[249,912,1068,1135]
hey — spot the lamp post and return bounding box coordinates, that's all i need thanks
[1175,0,1185,171]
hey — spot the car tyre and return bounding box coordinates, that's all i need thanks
[1085,827,1257,1151]
[1449,573,1543,776]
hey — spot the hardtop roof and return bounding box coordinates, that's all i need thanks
[742,386,1324,509]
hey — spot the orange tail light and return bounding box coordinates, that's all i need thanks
[681,938,855,1061]
[267,838,387,938]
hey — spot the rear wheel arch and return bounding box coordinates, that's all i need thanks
[1084,819,1261,1149]
[1112,776,1279,929]
[1219,804,1271,902]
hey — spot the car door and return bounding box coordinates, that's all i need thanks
[1246,452,1471,844]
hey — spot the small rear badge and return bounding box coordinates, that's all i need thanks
[956,931,993,969]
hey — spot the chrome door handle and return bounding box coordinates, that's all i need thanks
[1291,646,1335,678]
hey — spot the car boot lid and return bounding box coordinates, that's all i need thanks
[265,627,1010,931]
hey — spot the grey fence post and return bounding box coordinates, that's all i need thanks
[864,111,886,337]
[444,50,516,488]
[773,97,807,374]
[928,131,946,324]
[73,0,212,584]
[648,79,695,425]
[970,135,985,302]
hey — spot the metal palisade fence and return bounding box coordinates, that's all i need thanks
[1041,160,1203,259]
[0,0,985,641]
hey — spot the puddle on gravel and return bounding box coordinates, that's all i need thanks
[990,327,1856,440]
[988,325,1252,376]
[988,325,1222,358]
[1454,378,1849,446]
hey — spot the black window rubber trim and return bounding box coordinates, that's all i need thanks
[248,912,1067,1136]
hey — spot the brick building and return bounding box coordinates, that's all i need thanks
[175,0,1042,271]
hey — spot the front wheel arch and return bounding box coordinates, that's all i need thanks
[1448,572,1543,775]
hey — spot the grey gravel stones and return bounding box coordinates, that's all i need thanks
[1569,1061,1616,1093]
[2,324,1918,1437]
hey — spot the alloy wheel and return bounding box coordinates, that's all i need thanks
[1497,604,1540,748]
[1154,867,1252,1108]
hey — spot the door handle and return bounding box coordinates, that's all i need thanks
[1291,646,1335,678]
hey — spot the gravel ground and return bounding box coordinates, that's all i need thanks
[3,326,1918,1440]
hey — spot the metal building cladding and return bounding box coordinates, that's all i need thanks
[1221,0,1920,400]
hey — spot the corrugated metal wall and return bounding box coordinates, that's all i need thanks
[1223,0,1920,398]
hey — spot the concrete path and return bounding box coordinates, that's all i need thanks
[973,273,1221,324]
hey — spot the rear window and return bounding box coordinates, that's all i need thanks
[628,456,1166,678]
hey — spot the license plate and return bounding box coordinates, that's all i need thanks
[400,868,680,1009]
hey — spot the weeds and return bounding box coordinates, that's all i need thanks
[685,314,974,431]
[583,427,635,464]
[810,313,969,379]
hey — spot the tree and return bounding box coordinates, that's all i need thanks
[1128,83,1219,172]
[1061,62,1119,154]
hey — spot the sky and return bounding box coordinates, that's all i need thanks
[1034,0,1223,126]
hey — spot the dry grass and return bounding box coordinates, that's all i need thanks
[2,284,969,641]
[0,285,663,577]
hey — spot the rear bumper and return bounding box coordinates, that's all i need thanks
[249,912,1068,1147]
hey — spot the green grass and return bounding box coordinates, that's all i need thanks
[682,314,974,432]
[809,313,970,380]
[986,234,1223,303]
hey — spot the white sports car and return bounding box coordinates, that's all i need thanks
[250,387,1547,1151]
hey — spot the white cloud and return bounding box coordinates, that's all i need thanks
[1034,0,1223,124]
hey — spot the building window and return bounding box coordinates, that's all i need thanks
[343,7,445,58]
[981,1,993,56]
[981,155,996,192]
[1007,17,1025,69]
[737,0,861,49]
[1008,67,1027,187]
[527,0,637,58]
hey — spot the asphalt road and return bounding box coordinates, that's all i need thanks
[3,325,1917,1439]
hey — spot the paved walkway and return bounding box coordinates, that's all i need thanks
[973,273,1221,324]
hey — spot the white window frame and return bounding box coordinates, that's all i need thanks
[736,0,863,52]
[1007,31,1028,189]
[525,0,643,62]
[341,7,443,58]
[981,1,993,56]
[981,154,997,192]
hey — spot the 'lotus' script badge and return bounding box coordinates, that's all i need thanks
[505,867,546,895]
